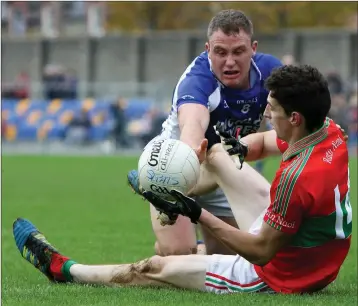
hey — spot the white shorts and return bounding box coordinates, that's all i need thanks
[145,135,234,217]
[205,211,274,294]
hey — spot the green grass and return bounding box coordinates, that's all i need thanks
[2,155,357,306]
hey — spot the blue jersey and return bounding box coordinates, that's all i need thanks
[161,51,282,147]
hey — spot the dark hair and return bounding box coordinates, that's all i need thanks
[265,65,331,132]
[207,9,253,39]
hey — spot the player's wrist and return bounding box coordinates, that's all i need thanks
[197,208,211,224]
[180,197,202,224]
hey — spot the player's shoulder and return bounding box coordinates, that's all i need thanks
[253,52,282,78]
[275,150,312,184]
[325,117,342,136]
[185,51,214,78]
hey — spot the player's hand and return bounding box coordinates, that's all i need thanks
[156,212,178,226]
[142,190,202,224]
[214,122,248,169]
[336,124,348,142]
[195,138,208,164]
[141,191,179,225]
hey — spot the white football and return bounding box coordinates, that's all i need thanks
[138,139,200,201]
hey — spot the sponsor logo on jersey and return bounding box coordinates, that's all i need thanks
[265,211,296,229]
[236,96,258,104]
[323,135,344,164]
[180,95,195,100]
[217,115,263,137]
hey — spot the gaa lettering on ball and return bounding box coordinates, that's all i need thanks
[138,139,200,201]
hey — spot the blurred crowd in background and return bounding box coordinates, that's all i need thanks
[1,1,357,155]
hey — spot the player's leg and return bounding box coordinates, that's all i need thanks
[188,162,218,197]
[199,216,238,255]
[206,144,270,231]
[189,164,239,255]
[150,203,198,256]
[70,253,273,293]
[68,255,209,290]
[13,218,209,290]
[204,209,273,294]
[128,135,198,256]
[186,162,239,255]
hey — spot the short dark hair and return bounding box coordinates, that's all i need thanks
[265,65,331,132]
[207,9,253,39]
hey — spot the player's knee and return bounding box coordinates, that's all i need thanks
[253,183,270,200]
[154,241,197,256]
[110,256,163,284]
[133,256,163,275]
[258,185,270,199]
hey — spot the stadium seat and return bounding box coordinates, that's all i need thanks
[1,98,155,142]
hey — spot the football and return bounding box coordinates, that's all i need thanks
[138,138,200,201]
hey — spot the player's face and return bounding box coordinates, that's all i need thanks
[206,29,255,89]
[264,93,291,141]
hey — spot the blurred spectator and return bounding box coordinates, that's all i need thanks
[329,94,349,132]
[65,68,78,99]
[347,91,357,154]
[128,107,167,147]
[14,71,30,98]
[43,64,65,100]
[64,108,92,145]
[326,71,344,95]
[141,108,167,144]
[109,97,130,148]
[281,54,298,66]
[1,114,7,138]
[1,71,30,99]
[43,64,78,100]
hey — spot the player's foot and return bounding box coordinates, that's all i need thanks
[127,170,144,195]
[13,218,74,283]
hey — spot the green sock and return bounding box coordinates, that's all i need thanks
[61,260,77,282]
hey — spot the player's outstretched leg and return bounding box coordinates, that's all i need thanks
[13,218,210,289]
[13,218,74,282]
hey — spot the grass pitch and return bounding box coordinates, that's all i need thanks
[2,155,357,306]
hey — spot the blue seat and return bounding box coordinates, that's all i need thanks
[125,98,154,120]
[2,98,156,142]
[16,123,38,140]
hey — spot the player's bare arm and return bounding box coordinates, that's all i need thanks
[221,124,348,164]
[143,188,290,265]
[241,130,281,161]
[178,103,210,163]
[198,210,291,265]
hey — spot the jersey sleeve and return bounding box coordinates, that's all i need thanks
[175,57,216,110]
[276,138,289,153]
[254,53,283,78]
[267,55,283,72]
[264,173,304,234]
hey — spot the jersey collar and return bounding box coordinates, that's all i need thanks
[282,118,330,161]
